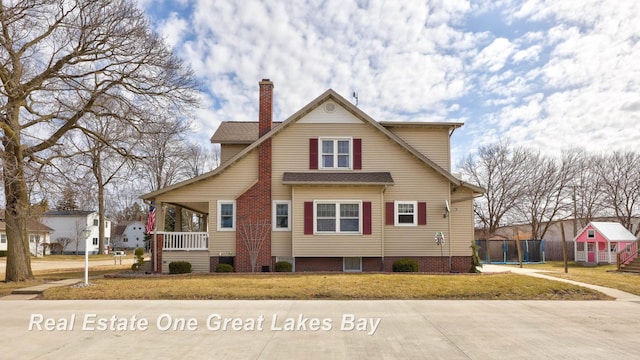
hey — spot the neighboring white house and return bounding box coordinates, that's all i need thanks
[0,210,53,257]
[111,221,146,250]
[43,210,111,255]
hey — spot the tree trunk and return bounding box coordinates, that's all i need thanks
[3,139,34,281]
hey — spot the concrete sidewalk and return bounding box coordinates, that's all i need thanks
[1,279,83,300]
[2,300,640,359]
[481,264,640,301]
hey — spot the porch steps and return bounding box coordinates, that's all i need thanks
[619,256,640,273]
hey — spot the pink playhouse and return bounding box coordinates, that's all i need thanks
[574,222,637,264]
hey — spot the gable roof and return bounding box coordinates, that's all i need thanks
[583,222,637,242]
[142,89,484,200]
[0,210,53,233]
[44,210,95,217]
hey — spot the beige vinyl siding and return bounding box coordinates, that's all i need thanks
[161,251,210,273]
[221,144,249,164]
[271,232,292,257]
[157,151,259,255]
[386,127,451,171]
[449,190,475,256]
[292,187,383,257]
[270,118,461,257]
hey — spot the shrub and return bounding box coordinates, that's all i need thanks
[0,250,6,257]
[392,258,419,272]
[275,261,292,272]
[469,242,483,273]
[215,263,234,273]
[131,247,145,271]
[169,261,192,274]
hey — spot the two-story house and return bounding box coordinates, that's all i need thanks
[141,80,483,273]
[43,210,111,255]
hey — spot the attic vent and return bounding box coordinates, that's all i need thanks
[324,102,336,113]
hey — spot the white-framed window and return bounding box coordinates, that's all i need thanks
[29,234,40,243]
[217,200,236,231]
[273,201,291,231]
[92,238,98,246]
[343,257,362,272]
[587,229,595,238]
[123,238,129,243]
[319,138,351,169]
[0,234,6,243]
[315,201,361,234]
[93,219,99,226]
[395,201,417,226]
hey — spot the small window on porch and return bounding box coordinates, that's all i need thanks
[610,243,617,252]
[587,229,595,238]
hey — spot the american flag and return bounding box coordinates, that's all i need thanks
[145,204,156,234]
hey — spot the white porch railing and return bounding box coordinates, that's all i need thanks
[158,231,208,250]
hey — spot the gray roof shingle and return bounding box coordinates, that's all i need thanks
[282,172,394,185]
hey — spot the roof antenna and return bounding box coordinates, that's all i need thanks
[352,91,359,106]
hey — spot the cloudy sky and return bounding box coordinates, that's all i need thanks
[136,0,640,168]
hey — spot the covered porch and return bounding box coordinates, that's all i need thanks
[574,240,619,264]
[149,200,211,272]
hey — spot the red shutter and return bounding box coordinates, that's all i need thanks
[363,202,372,235]
[418,202,427,225]
[385,202,394,225]
[353,138,362,170]
[309,139,318,169]
[304,202,314,234]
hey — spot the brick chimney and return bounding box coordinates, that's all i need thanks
[259,79,273,137]
[233,79,273,272]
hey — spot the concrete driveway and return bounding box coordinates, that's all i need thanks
[1,300,639,359]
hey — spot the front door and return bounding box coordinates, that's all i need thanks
[587,242,595,262]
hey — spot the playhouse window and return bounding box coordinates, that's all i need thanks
[587,229,595,238]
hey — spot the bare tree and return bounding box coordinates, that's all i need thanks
[596,151,640,235]
[515,150,577,241]
[459,142,528,239]
[237,217,271,272]
[0,0,197,280]
[70,114,139,254]
[183,143,220,177]
[52,237,72,254]
[567,149,606,233]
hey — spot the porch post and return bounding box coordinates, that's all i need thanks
[175,205,183,232]
[574,241,577,262]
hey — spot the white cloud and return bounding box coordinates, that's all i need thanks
[138,0,640,168]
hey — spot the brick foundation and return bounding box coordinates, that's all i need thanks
[152,234,163,273]
[293,256,472,273]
